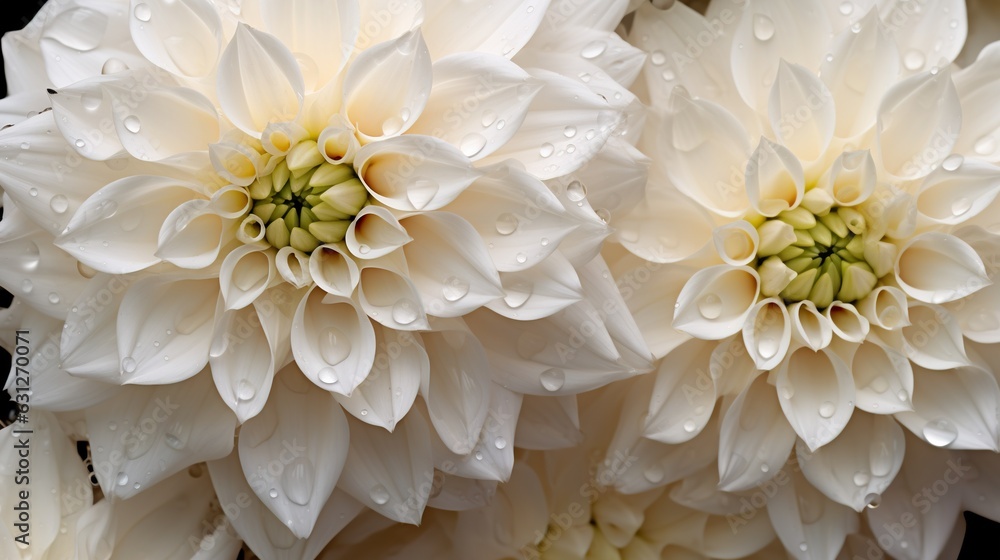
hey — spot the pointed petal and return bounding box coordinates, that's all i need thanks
[896,363,1000,450]
[129,0,222,78]
[776,347,856,450]
[345,205,411,260]
[617,179,714,263]
[108,83,220,161]
[953,41,1000,161]
[826,302,871,343]
[900,303,971,370]
[743,298,792,370]
[421,329,492,455]
[258,0,359,91]
[86,370,237,499]
[421,0,550,59]
[895,232,990,303]
[357,255,431,331]
[719,373,798,492]
[856,285,910,331]
[788,300,834,350]
[818,149,878,207]
[291,288,376,396]
[430,383,521,482]
[852,340,914,414]
[514,394,582,450]
[239,368,349,538]
[310,244,359,298]
[746,137,806,217]
[338,411,434,524]
[766,467,859,560]
[219,244,276,310]
[643,339,717,444]
[217,23,304,136]
[485,251,583,320]
[674,265,760,340]
[916,159,1000,224]
[343,30,431,141]
[50,77,125,161]
[769,61,835,161]
[877,0,967,75]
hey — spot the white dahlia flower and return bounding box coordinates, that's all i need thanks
[594,0,1000,558]
[0,0,656,556]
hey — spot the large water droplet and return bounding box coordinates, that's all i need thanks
[819,401,836,418]
[122,357,137,374]
[21,279,33,294]
[381,116,403,136]
[853,471,870,486]
[753,14,775,41]
[697,293,722,319]
[236,380,256,401]
[650,50,666,66]
[15,241,40,272]
[81,93,102,111]
[282,457,315,506]
[942,153,964,171]
[495,213,518,235]
[494,436,507,449]
[318,368,338,385]
[392,299,418,325]
[951,197,972,216]
[922,418,958,447]
[116,472,129,486]
[839,1,854,15]
[407,178,438,210]
[370,484,390,505]
[102,58,129,74]
[442,276,470,302]
[563,125,577,138]
[540,368,565,391]
[123,115,141,134]
[566,180,587,202]
[903,49,926,71]
[539,143,554,158]
[503,280,533,309]
[757,334,778,359]
[643,463,664,483]
[133,3,152,21]
[481,111,497,127]
[50,194,69,214]
[319,327,351,365]
[682,419,697,432]
[459,133,487,157]
[580,40,606,59]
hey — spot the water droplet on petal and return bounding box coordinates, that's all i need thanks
[122,357,137,374]
[753,14,775,41]
[75,139,86,148]
[853,471,871,486]
[951,197,972,216]
[116,472,129,486]
[903,49,926,71]
[460,133,487,157]
[407,178,438,210]
[102,58,129,74]
[540,368,565,391]
[869,375,889,393]
[581,40,606,59]
[236,380,255,401]
[922,418,958,447]
[442,276,470,302]
[643,464,664,483]
[381,116,403,136]
[481,111,497,127]
[566,180,587,202]
[866,493,881,508]
[21,279,33,293]
[697,293,722,319]
[319,327,351,366]
[123,116,141,133]
[50,194,69,214]
[539,143,554,158]
[282,457,315,506]
[495,213,518,235]
[683,419,697,432]
[563,125,577,138]
[819,401,836,418]
[515,252,527,264]
[370,484,390,505]
[269,488,279,498]
[392,298,418,325]
[503,280,533,308]
[494,436,507,449]
[942,153,963,171]
[839,2,854,15]
[134,3,151,21]
[650,51,666,66]
[20,141,30,150]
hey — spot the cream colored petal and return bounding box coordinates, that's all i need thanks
[876,69,962,180]
[895,232,990,303]
[355,0,424,51]
[429,383,521,482]
[485,251,583,321]
[345,206,412,260]
[817,149,878,207]
[309,244,359,298]
[239,368,349,538]
[291,288,376,396]
[275,246,312,289]
[618,179,714,263]
[158,186,251,270]
[900,303,971,370]
[50,78,125,161]
[825,302,870,343]
[85,370,236,499]
[746,137,805,217]
[513,394,582,450]
[673,265,760,340]
[219,244,275,310]
[766,467,859,560]
[952,41,1000,161]
[768,61,835,162]
[895,363,1000,450]
[217,23,304,136]
[856,286,910,330]
[743,297,792,370]
[357,255,431,331]
[788,300,833,350]
[851,340,914,414]
[129,0,222,78]
[713,220,759,267]
[876,0,967,75]
[718,373,797,492]
[776,347,856,450]
[643,339,717,444]
[342,30,431,141]
[421,0,550,59]
[916,158,1000,224]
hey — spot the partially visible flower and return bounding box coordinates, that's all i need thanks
[607,0,1000,557]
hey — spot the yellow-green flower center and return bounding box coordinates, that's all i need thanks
[752,196,883,309]
[248,140,368,254]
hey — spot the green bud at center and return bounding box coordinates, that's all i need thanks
[247,140,368,253]
[752,205,881,308]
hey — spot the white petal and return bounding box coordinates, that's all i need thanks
[408,53,538,160]
[776,347,856,450]
[400,212,504,317]
[712,221,759,267]
[355,0,424,50]
[86,370,236,499]
[953,41,1000,161]
[852,340,914,414]
[898,303,970,370]
[309,244,359,298]
[789,300,834,350]
[618,179,714,263]
[877,0,967,75]
[157,186,251,269]
[50,78,125,161]
[477,69,621,180]
[710,335,761,397]
[743,298,792,370]
[421,329,492,454]
[338,411,434,524]
[485,251,583,321]
[58,273,131,379]
[518,25,645,89]
[219,244,275,310]
[275,246,312,288]
[55,175,205,274]
[818,149,878,207]
[916,159,1000,224]
[798,412,904,511]
[117,275,218,384]
[825,302,870,343]
[333,326,424,431]
[718,373,797,492]
[208,452,363,560]
[643,339,717,444]
[730,0,833,113]
[342,30,431,141]
[876,69,962,180]
[946,228,1000,342]
[513,394,582,450]
[766,467,859,560]
[239,368,349,538]
[355,134,481,211]
[357,255,431,331]
[444,164,581,272]
[258,0,358,91]
[345,205,411,260]
[541,0,627,32]
[210,141,263,186]
[895,232,990,304]
[130,0,222,78]
[821,9,901,138]
[768,61,835,161]
[896,363,1000,450]
[430,383,521,482]
[659,88,752,217]
[857,286,910,330]
[421,0,549,59]
[746,137,806,217]
[0,213,88,320]
[217,23,304,136]
[674,265,760,340]
[428,475,498,512]
[291,288,375,395]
